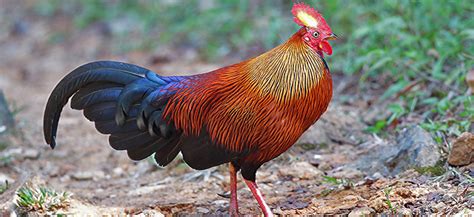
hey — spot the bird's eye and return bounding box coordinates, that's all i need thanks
[312,31,319,38]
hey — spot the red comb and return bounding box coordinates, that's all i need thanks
[291,2,323,28]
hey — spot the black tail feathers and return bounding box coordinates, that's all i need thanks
[43,61,181,166]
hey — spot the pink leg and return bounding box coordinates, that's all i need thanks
[229,163,239,216]
[244,179,274,217]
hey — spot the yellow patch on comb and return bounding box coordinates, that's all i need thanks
[296,11,318,28]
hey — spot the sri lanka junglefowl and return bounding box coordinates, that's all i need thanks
[43,2,336,216]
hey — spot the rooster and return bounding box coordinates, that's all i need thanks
[43,2,336,216]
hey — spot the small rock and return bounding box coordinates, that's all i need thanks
[113,167,124,176]
[212,200,227,205]
[354,125,441,176]
[72,171,93,180]
[22,149,40,159]
[398,208,412,216]
[196,207,209,213]
[278,161,323,179]
[448,132,474,166]
[59,175,71,182]
[317,161,333,171]
[72,170,105,181]
[127,185,167,196]
[0,173,14,184]
[371,172,384,180]
[140,210,165,217]
[387,126,441,173]
[348,207,375,217]
[331,167,364,179]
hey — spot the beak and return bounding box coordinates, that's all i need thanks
[325,33,338,40]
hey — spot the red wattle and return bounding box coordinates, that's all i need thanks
[320,41,333,55]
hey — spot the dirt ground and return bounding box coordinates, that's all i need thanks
[0,1,472,216]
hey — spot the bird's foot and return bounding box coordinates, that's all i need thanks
[229,202,240,217]
[244,179,274,217]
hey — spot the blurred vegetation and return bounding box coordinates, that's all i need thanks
[33,0,473,141]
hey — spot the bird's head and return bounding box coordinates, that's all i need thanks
[292,2,337,57]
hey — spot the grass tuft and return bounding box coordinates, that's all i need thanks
[15,182,72,214]
[322,175,354,188]
[383,187,397,214]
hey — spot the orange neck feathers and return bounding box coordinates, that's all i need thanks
[244,28,328,102]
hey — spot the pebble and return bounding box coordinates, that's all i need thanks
[72,171,93,180]
[279,161,323,179]
[330,167,364,179]
[348,207,375,217]
[0,173,14,184]
[353,125,441,176]
[212,200,227,205]
[72,170,105,181]
[113,167,124,176]
[127,185,167,196]
[448,132,474,166]
[138,210,164,217]
[397,208,412,216]
[196,207,209,213]
[22,149,40,159]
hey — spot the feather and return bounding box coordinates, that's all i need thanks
[43,61,150,148]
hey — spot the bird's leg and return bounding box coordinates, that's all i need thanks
[244,179,274,217]
[229,163,239,216]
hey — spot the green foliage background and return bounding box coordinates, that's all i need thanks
[34,0,473,140]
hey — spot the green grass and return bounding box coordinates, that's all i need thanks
[32,0,473,143]
[15,183,71,214]
[383,187,397,213]
[414,165,446,176]
[329,1,473,141]
[322,175,353,188]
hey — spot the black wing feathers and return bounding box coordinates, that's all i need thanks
[43,61,180,166]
